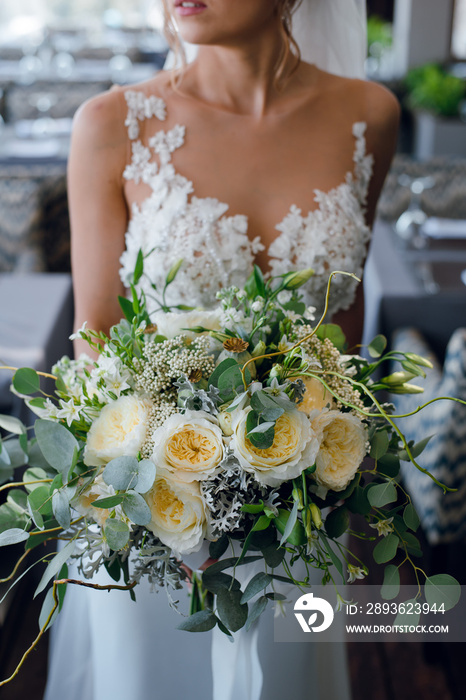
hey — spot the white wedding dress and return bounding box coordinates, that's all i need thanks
[44,86,374,700]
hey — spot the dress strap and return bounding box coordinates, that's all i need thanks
[350,122,374,206]
[124,90,167,140]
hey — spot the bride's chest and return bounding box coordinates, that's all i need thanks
[123,105,360,252]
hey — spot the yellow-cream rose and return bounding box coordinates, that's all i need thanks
[231,408,319,487]
[311,410,367,491]
[84,396,153,467]
[298,376,333,414]
[151,410,224,482]
[144,475,208,556]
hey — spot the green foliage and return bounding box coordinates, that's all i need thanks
[367,16,393,51]
[373,533,399,564]
[34,419,79,478]
[405,63,466,117]
[381,564,400,600]
[425,574,461,611]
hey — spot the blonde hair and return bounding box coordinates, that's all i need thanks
[161,0,303,88]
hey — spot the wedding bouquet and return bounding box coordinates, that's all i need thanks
[0,258,460,681]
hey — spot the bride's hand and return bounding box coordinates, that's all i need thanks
[180,557,219,589]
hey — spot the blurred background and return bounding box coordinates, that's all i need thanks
[0,1,465,699]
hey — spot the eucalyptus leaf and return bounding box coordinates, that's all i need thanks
[370,430,390,460]
[92,495,124,509]
[367,481,397,508]
[245,596,268,631]
[346,485,371,515]
[381,564,400,600]
[240,573,273,604]
[368,334,387,358]
[202,572,241,594]
[399,435,434,462]
[261,541,286,568]
[0,414,26,435]
[373,533,399,564]
[274,506,306,547]
[35,419,79,476]
[208,358,238,389]
[202,556,262,576]
[104,518,130,551]
[34,539,76,597]
[425,574,461,611]
[177,609,217,632]
[122,490,152,526]
[0,527,29,546]
[52,489,71,530]
[217,588,248,632]
[24,467,49,492]
[38,564,67,631]
[209,534,229,559]
[12,367,40,395]
[403,503,420,532]
[325,506,350,539]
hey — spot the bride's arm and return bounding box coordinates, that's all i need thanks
[67,87,129,358]
[333,81,400,349]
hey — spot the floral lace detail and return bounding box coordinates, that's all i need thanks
[120,92,373,319]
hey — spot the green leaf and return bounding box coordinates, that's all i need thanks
[104,519,130,551]
[325,506,350,539]
[7,489,28,513]
[103,456,155,494]
[92,495,124,509]
[253,265,266,297]
[319,534,345,583]
[133,249,144,285]
[216,588,248,632]
[377,453,400,478]
[393,598,421,628]
[28,485,53,522]
[208,358,238,389]
[118,295,136,322]
[275,504,306,546]
[240,573,273,604]
[52,489,71,530]
[261,541,286,568]
[315,324,347,351]
[368,334,387,358]
[202,572,241,594]
[251,515,271,532]
[403,503,420,532]
[2,438,28,468]
[35,539,76,597]
[217,364,245,402]
[122,490,152,526]
[104,558,122,583]
[0,527,29,546]
[370,430,390,460]
[367,481,397,508]
[245,596,268,631]
[38,564,68,631]
[24,467,49,492]
[373,533,399,564]
[381,564,400,600]
[403,532,422,557]
[34,420,79,477]
[12,367,40,395]
[0,414,26,435]
[202,556,262,576]
[178,610,217,632]
[209,534,229,559]
[399,435,434,461]
[425,574,461,612]
[346,485,371,515]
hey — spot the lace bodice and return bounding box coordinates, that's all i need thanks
[119,89,374,319]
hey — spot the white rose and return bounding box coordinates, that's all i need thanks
[84,396,153,467]
[154,309,222,340]
[144,475,208,556]
[311,410,367,492]
[217,410,234,436]
[230,408,319,487]
[151,410,224,482]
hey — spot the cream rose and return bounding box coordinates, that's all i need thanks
[298,376,333,414]
[84,396,153,467]
[154,309,222,341]
[151,410,224,482]
[311,410,367,491]
[230,408,319,487]
[144,475,208,556]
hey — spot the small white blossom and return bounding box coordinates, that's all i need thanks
[304,306,317,321]
[369,517,394,537]
[57,398,82,426]
[251,298,264,313]
[69,321,88,341]
[277,290,292,305]
[347,565,366,583]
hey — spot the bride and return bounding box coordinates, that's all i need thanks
[44,1,399,699]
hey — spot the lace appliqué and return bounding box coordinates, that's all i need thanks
[268,122,374,318]
[119,92,374,320]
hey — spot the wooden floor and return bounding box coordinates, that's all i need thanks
[0,523,464,700]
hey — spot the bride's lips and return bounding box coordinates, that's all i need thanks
[174,1,207,17]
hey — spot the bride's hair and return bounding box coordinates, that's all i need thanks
[161,0,303,87]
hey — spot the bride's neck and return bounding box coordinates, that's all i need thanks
[178,37,296,117]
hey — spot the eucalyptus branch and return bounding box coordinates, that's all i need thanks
[0,548,30,584]
[0,365,57,381]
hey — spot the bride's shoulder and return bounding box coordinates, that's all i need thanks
[71,71,171,147]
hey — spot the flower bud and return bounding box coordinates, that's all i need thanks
[310,503,322,529]
[218,410,234,436]
[282,268,314,290]
[380,370,417,386]
[404,352,434,369]
[251,340,267,358]
[388,383,424,395]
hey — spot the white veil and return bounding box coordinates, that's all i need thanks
[165,0,367,80]
[292,0,367,79]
